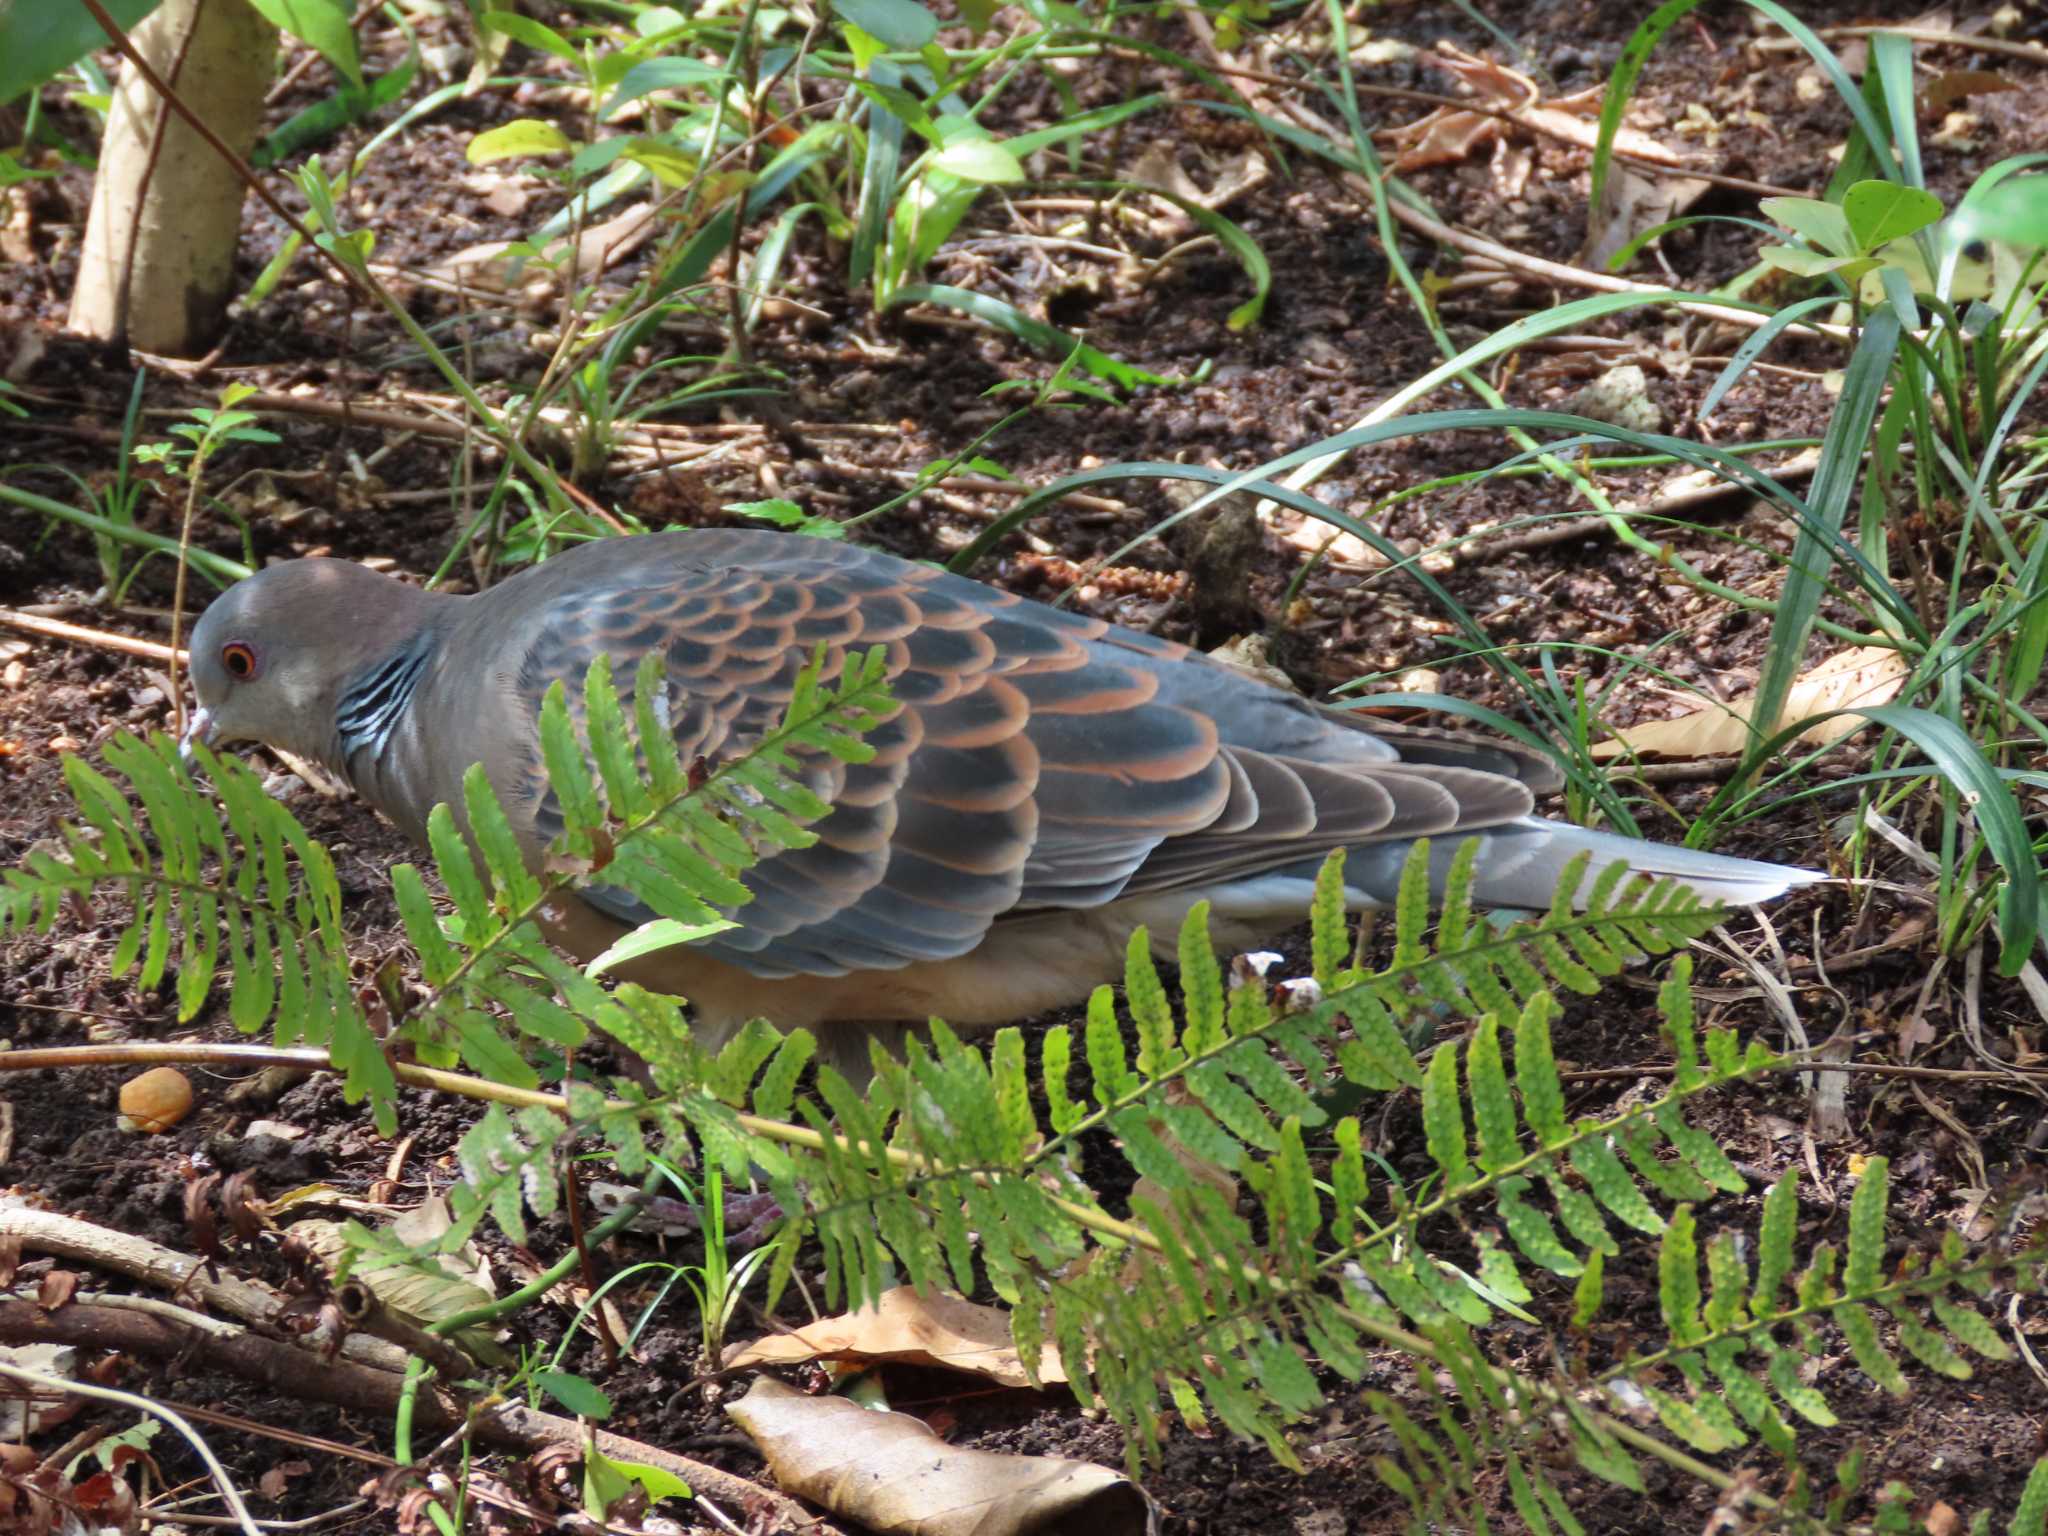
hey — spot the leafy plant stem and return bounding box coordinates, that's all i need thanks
[0,482,251,587]
[392,1166,665,1467]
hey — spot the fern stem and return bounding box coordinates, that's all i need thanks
[1590,1250,2016,1389]
[1021,897,1722,1178]
[0,1058,1786,1521]
[1339,1048,1780,1274]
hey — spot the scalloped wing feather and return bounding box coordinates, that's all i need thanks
[428,531,1803,983]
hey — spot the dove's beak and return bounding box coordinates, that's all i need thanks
[180,706,218,768]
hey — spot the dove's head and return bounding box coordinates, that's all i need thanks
[184,559,441,772]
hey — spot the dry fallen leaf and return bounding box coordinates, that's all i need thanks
[728,1377,1150,1536]
[422,202,658,293]
[728,1287,1066,1389]
[290,1195,506,1362]
[1590,645,1909,761]
[1583,162,1713,271]
[1389,45,1681,172]
[1920,68,2018,116]
[1206,633,1298,693]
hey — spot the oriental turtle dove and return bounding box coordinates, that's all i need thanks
[184,530,1819,1074]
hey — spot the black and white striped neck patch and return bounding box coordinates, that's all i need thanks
[336,632,434,765]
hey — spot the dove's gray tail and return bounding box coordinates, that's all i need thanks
[1334,817,1824,911]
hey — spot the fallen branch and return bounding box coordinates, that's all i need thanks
[0,1281,836,1527]
[0,1298,455,1422]
[0,1202,407,1374]
[0,1100,848,1521]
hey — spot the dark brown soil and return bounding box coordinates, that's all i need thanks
[3,0,2046,1531]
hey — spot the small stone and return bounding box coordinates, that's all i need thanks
[120,1067,195,1134]
[1561,364,1662,435]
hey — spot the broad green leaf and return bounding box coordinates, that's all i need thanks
[1970,174,2048,248]
[835,0,937,49]
[620,136,698,187]
[1758,245,1877,284]
[601,56,723,116]
[1842,180,1942,249]
[929,137,1024,184]
[467,119,575,164]
[584,916,738,977]
[584,1446,689,1510]
[841,19,885,71]
[1759,195,1853,254]
[635,6,689,35]
[245,0,361,87]
[479,10,578,62]
[0,0,160,106]
[537,1369,613,1420]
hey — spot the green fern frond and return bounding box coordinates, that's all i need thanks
[26,658,2048,1529]
[6,645,891,1141]
[370,644,893,1096]
[656,861,2042,1502]
[0,733,389,1108]
[1587,1154,2035,1465]
[631,847,1753,1467]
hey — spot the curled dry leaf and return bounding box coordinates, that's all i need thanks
[117,1067,194,1133]
[727,1286,1066,1390]
[1590,645,1909,761]
[728,1377,1150,1536]
[1389,44,1681,172]
[289,1194,503,1362]
[292,1218,494,1323]
[422,202,658,294]
[1584,162,1713,269]
[1920,70,2018,116]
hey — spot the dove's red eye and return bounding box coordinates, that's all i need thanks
[220,642,259,680]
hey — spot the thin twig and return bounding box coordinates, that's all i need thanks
[0,1358,264,1536]
[1752,23,2048,67]
[0,607,179,664]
